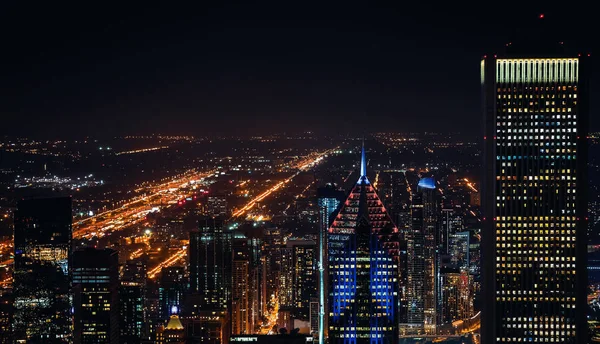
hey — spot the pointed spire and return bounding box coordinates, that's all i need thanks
[357,138,370,185]
[360,139,367,178]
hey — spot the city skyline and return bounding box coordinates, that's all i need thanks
[0,4,597,344]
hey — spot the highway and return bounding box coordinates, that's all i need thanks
[1,149,334,289]
[145,147,335,306]
[0,167,217,286]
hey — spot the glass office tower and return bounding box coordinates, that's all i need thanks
[482,46,590,343]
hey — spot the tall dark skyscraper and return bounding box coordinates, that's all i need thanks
[406,178,437,334]
[288,238,317,321]
[316,182,344,343]
[120,259,147,344]
[159,266,186,320]
[328,144,399,343]
[482,44,590,343]
[12,197,72,343]
[188,216,232,310]
[73,247,119,344]
[232,233,251,335]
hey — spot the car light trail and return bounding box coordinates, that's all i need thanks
[147,248,187,279]
[231,148,334,219]
[115,146,169,155]
[464,178,479,193]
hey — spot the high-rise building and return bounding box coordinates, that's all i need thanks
[288,238,317,321]
[328,144,399,343]
[316,183,344,343]
[406,178,437,334]
[261,226,284,318]
[188,216,232,310]
[187,216,232,343]
[439,269,473,325]
[279,244,294,310]
[448,231,470,271]
[120,259,147,344]
[159,266,186,321]
[481,42,589,343]
[232,233,251,335]
[73,247,119,344]
[12,197,72,343]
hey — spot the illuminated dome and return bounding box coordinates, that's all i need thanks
[165,315,184,330]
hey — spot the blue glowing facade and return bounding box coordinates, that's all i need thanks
[328,144,399,344]
[417,177,435,190]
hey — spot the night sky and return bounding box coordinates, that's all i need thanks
[1,2,595,138]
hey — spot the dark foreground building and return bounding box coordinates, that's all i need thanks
[482,41,590,343]
[73,247,119,344]
[12,197,72,343]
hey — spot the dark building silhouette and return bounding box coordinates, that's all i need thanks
[188,216,232,310]
[159,266,186,320]
[482,41,590,343]
[73,247,119,344]
[232,233,251,335]
[12,197,72,342]
[120,259,147,344]
[186,216,232,343]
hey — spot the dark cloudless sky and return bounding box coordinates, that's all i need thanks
[0,2,595,137]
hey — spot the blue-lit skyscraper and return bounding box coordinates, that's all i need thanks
[328,144,399,344]
[317,183,344,343]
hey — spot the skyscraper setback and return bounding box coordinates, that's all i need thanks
[12,197,73,343]
[482,45,589,343]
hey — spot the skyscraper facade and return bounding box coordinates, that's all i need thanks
[289,238,317,321]
[188,216,232,310]
[159,266,186,320]
[406,178,437,334]
[328,145,399,344]
[120,260,147,344]
[316,183,344,343]
[482,49,589,343]
[12,197,72,343]
[232,233,251,335]
[73,247,119,344]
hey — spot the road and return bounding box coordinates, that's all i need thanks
[145,147,335,304]
[2,149,335,288]
[0,167,217,286]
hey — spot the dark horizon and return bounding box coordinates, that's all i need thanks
[1,2,596,138]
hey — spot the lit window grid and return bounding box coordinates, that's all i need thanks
[493,57,580,342]
[328,184,399,343]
